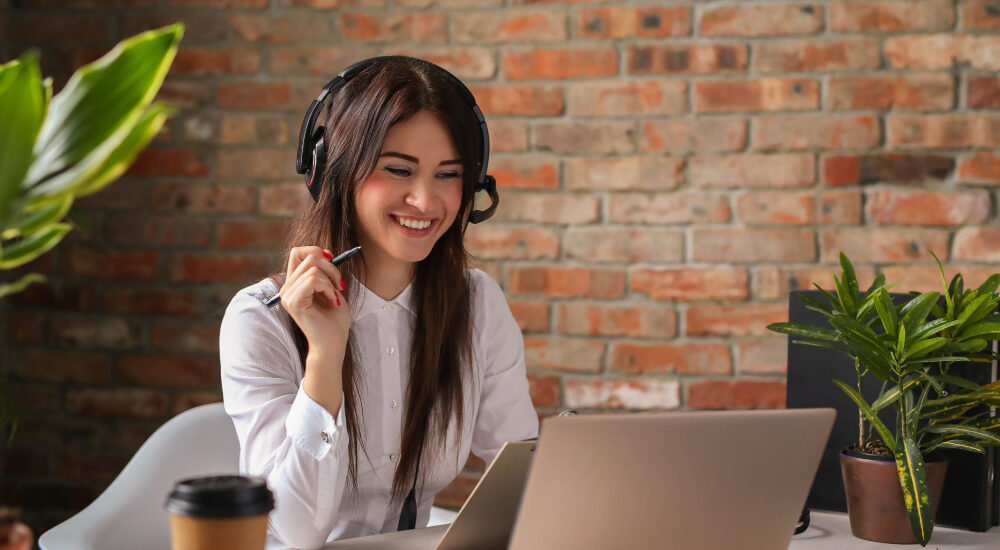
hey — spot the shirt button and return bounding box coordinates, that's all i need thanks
[390,453,398,462]
[390,399,398,409]
[386,345,395,355]
[320,431,331,444]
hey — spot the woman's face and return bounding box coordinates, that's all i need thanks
[354,109,464,271]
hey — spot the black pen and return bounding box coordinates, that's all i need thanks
[265,246,362,307]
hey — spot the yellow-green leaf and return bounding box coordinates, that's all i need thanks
[895,436,933,546]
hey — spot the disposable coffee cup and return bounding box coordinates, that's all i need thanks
[165,475,274,550]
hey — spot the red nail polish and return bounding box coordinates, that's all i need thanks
[336,294,340,306]
[323,250,333,260]
[340,279,346,291]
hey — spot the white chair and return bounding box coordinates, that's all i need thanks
[40,402,457,550]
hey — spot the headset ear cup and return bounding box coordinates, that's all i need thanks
[306,133,326,202]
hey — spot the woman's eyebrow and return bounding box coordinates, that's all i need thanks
[380,151,461,166]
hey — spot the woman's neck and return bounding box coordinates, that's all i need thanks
[359,248,415,302]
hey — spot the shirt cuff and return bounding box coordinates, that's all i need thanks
[285,385,347,461]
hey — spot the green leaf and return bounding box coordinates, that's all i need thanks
[1,194,72,240]
[901,337,948,363]
[928,440,985,454]
[900,292,940,336]
[896,436,933,546]
[790,339,850,354]
[958,321,1000,342]
[829,315,894,379]
[840,252,860,304]
[955,294,992,334]
[835,274,858,318]
[924,424,1000,446]
[930,249,953,318]
[0,272,46,299]
[872,379,919,411]
[936,374,982,391]
[813,283,843,315]
[0,50,47,227]
[910,319,961,342]
[766,322,839,341]
[26,23,183,189]
[865,273,887,295]
[874,287,898,337]
[800,292,833,316]
[976,274,1000,296]
[833,378,895,450]
[0,223,71,269]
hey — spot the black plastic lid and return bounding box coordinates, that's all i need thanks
[165,475,274,519]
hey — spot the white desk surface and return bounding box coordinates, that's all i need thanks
[318,512,999,549]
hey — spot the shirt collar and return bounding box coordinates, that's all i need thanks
[349,275,417,320]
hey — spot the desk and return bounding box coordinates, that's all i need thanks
[319,512,1000,549]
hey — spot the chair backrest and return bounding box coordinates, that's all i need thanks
[39,402,239,550]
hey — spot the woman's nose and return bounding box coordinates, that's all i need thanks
[404,175,434,210]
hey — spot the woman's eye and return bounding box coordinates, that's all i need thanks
[385,167,411,177]
[437,172,461,180]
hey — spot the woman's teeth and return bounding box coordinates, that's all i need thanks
[396,216,431,230]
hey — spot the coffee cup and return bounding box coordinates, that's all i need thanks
[165,475,274,550]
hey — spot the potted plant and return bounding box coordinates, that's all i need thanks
[768,252,1000,546]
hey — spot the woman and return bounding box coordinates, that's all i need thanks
[219,57,539,550]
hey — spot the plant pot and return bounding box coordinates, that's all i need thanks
[0,522,32,550]
[840,449,948,544]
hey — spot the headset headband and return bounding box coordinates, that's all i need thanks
[295,56,498,224]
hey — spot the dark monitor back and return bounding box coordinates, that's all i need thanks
[785,290,998,532]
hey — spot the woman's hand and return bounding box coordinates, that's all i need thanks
[280,246,352,357]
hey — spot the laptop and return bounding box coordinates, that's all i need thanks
[323,408,835,550]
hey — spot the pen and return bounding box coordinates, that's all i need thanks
[265,246,362,307]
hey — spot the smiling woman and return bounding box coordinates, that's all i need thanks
[216,56,538,550]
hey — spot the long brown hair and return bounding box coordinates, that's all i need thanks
[269,57,480,502]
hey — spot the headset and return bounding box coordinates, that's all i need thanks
[295,55,499,224]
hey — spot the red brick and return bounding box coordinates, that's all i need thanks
[469,85,564,116]
[338,13,446,42]
[958,152,1000,184]
[885,35,1000,70]
[268,47,374,76]
[821,228,950,263]
[105,214,212,248]
[228,13,331,42]
[689,154,814,188]
[523,337,605,373]
[565,379,680,410]
[172,48,259,75]
[739,339,788,374]
[102,287,202,317]
[692,229,816,263]
[385,47,496,80]
[821,154,955,185]
[490,157,559,189]
[611,342,731,375]
[755,38,880,73]
[754,115,880,150]
[533,121,634,154]
[700,4,822,36]
[15,350,110,384]
[889,114,1000,147]
[575,6,691,38]
[827,73,954,110]
[641,118,746,153]
[157,80,214,110]
[867,190,990,227]
[608,193,730,224]
[173,391,224,414]
[527,374,560,408]
[821,191,863,224]
[126,149,209,178]
[465,226,560,260]
[953,227,1000,261]
[688,380,786,409]
[167,254,269,283]
[167,0,267,6]
[217,149,293,180]
[118,13,229,45]
[151,321,221,354]
[502,47,617,79]
[3,13,113,42]
[492,192,600,224]
[964,0,1000,29]
[737,192,815,225]
[508,266,625,298]
[752,265,880,301]
[687,304,789,337]
[455,10,566,43]
[50,314,142,349]
[509,300,550,332]
[61,248,158,281]
[631,267,749,302]
[566,156,684,191]
[217,219,293,249]
[150,184,257,214]
[115,355,219,387]
[695,78,817,113]
[75,180,146,210]
[627,43,747,74]
[7,311,45,344]
[260,182,310,216]
[968,76,1000,108]
[10,280,97,312]
[12,383,60,413]
[881,264,1000,293]
[66,389,167,419]
[830,0,954,31]
[218,81,293,110]
[489,120,529,152]
[219,115,291,144]
[557,303,677,339]
[564,227,683,263]
[568,80,688,117]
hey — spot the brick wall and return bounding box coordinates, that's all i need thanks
[2,0,999,532]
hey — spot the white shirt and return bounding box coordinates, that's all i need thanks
[219,268,539,550]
